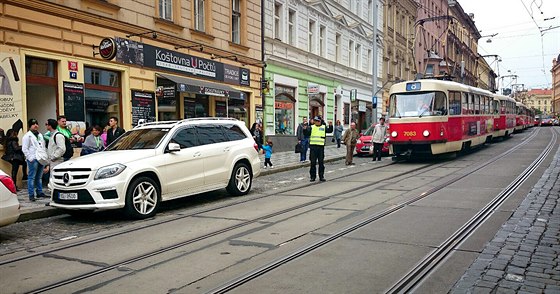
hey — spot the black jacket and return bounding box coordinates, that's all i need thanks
[106,127,126,146]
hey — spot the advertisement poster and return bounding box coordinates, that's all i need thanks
[63,82,85,122]
[131,90,156,127]
[0,51,23,136]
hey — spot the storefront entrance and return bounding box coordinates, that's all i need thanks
[25,57,57,127]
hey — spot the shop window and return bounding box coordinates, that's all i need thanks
[84,67,122,127]
[228,97,247,124]
[344,102,350,124]
[25,57,56,77]
[183,93,209,119]
[215,100,227,117]
[274,85,296,135]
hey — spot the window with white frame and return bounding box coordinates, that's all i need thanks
[274,3,282,40]
[367,49,372,73]
[349,40,354,67]
[159,0,173,21]
[319,25,326,57]
[194,0,205,32]
[308,20,315,53]
[355,44,361,70]
[232,0,241,43]
[335,33,341,63]
[288,9,296,46]
[368,0,373,24]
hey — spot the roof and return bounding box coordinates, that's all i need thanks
[527,89,552,95]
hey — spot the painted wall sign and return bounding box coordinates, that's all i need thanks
[0,52,22,130]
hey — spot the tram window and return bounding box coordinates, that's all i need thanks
[474,95,480,114]
[433,92,447,115]
[468,94,475,114]
[389,91,446,118]
[461,92,468,115]
[492,100,499,114]
[449,91,461,115]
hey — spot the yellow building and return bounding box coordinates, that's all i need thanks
[0,0,263,174]
[476,55,497,92]
[382,0,418,114]
[525,89,553,115]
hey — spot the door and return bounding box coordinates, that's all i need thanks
[161,127,205,198]
[195,124,232,186]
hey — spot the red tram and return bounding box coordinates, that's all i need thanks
[492,94,516,139]
[388,80,495,158]
[514,102,530,132]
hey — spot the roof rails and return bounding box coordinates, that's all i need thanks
[134,120,179,128]
[177,117,239,124]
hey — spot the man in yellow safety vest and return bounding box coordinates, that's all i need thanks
[309,116,327,182]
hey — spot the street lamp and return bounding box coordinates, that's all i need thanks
[480,33,498,43]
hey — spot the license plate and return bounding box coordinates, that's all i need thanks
[59,192,78,200]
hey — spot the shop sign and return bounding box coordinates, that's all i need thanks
[113,37,250,86]
[69,72,77,79]
[275,85,295,97]
[274,101,293,109]
[99,38,117,60]
[307,83,319,94]
[358,100,366,112]
[131,90,156,127]
[156,85,176,99]
[0,53,22,126]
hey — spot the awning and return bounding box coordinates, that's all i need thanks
[157,73,245,100]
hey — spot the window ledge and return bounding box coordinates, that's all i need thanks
[81,0,120,11]
[228,41,250,53]
[190,29,215,43]
[153,17,184,33]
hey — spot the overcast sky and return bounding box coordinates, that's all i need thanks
[459,0,560,90]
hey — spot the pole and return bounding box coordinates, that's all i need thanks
[372,0,378,123]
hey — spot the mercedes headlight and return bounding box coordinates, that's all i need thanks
[95,163,126,180]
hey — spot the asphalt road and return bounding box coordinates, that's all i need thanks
[0,127,556,293]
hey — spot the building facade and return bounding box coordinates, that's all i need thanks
[382,0,418,112]
[476,56,498,92]
[414,0,449,78]
[525,89,553,115]
[552,55,560,115]
[0,0,262,173]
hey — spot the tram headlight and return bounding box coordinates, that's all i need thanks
[423,130,430,137]
[391,131,397,138]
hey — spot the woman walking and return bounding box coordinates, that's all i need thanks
[333,120,343,148]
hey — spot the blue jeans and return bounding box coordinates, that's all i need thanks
[300,138,309,161]
[26,159,43,198]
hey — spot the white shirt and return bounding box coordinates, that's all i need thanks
[22,130,45,162]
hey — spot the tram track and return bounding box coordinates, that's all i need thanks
[4,128,541,294]
[205,128,546,294]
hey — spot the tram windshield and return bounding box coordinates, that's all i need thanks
[389,91,447,118]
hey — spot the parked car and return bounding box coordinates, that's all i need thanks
[49,118,261,219]
[540,116,554,126]
[0,170,20,227]
[355,125,389,156]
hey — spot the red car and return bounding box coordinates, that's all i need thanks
[355,125,389,156]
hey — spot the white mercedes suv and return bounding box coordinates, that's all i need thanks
[49,118,261,219]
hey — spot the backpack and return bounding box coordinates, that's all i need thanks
[55,132,74,159]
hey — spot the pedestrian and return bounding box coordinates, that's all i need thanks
[21,119,47,201]
[101,125,109,147]
[371,117,388,161]
[309,116,327,182]
[250,120,263,151]
[296,116,311,162]
[80,125,105,156]
[262,140,274,169]
[106,116,126,146]
[45,118,67,170]
[56,115,75,161]
[2,129,27,191]
[341,122,359,165]
[334,120,343,148]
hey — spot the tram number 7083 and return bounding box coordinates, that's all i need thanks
[404,131,417,137]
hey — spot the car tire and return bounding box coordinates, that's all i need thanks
[124,176,160,219]
[226,162,252,196]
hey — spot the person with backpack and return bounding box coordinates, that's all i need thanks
[45,119,67,171]
[56,115,75,160]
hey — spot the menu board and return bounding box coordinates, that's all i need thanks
[63,82,85,122]
[131,90,156,127]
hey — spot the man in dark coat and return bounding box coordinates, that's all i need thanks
[106,116,126,146]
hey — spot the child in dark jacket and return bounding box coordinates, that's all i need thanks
[262,140,273,169]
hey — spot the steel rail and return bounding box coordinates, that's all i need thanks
[22,165,438,293]
[385,127,557,293]
[205,129,542,294]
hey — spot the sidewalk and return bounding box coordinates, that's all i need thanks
[14,144,347,220]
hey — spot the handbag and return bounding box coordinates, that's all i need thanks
[295,143,301,153]
[369,145,374,155]
[331,137,335,143]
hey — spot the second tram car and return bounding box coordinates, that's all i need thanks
[492,94,516,139]
[514,102,530,132]
[388,80,495,158]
